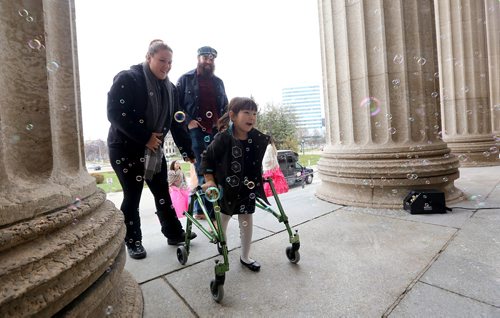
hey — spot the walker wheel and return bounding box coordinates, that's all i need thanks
[176,246,188,265]
[210,279,224,302]
[286,246,300,264]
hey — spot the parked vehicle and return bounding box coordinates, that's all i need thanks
[277,150,314,186]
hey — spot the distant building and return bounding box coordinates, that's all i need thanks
[281,85,323,134]
[164,132,178,158]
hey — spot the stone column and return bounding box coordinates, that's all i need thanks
[485,0,500,136]
[0,1,142,316]
[316,0,462,208]
[434,0,500,166]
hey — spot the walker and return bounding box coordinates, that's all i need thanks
[176,178,301,303]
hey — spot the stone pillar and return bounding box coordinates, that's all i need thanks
[0,1,143,316]
[316,0,462,208]
[485,0,500,136]
[434,0,500,165]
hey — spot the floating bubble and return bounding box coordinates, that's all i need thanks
[434,72,439,78]
[140,157,145,162]
[122,112,126,117]
[248,139,253,144]
[105,306,113,315]
[149,91,154,96]
[425,179,431,184]
[431,92,439,98]
[360,96,381,116]
[417,57,427,65]
[28,39,42,50]
[205,186,220,202]
[482,151,490,157]
[241,221,248,227]
[196,117,202,122]
[458,154,468,161]
[204,135,211,143]
[392,79,400,86]
[388,127,397,134]
[128,238,134,244]
[139,119,144,124]
[408,117,415,122]
[489,146,498,154]
[393,54,404,64]
[249,193,256,199]
[385,113,393,120]
[214,206,221,213]
[174,111,186,123]
[135,241,141,246]
[442,177,449,182]
[206,111,213,118]
[26,16,34,22]
[159,199,165,205]
[18,9,29,17]
[115,160,121,164]
[119,99,125,104]
[375,121,381,128]
[136,176,142,182]
[247,181,255,189]
[26,123,34,131]
[47,61,59,72]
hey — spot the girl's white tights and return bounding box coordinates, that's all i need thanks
[219,213,254,263]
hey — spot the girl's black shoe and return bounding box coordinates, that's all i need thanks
[240,258,261,272]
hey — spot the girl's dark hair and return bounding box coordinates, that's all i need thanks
[146,39,172,59]
[169,160,177,170]
[217,97,258,131]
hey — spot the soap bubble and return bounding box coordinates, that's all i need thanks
[174,111,186,123]
[360,96,381,116]
[393,54,404,64]
[204,135,211,143]
[206,111,213,118]
[205,186,220,202]
[47,61,59,72]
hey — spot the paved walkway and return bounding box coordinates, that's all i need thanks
[107,166,500,317]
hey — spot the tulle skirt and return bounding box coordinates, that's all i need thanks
[169,186,190,218]
[263,167,289,197]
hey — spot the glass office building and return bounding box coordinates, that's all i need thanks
[281,85,323,132]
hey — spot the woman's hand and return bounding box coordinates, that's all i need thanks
[146,132,163,152]
[188,120,200,129]
[201,180,216,192]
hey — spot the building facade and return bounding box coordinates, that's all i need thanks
[282,85,323,133]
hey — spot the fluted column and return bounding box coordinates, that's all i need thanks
[0,1,142,316]
[317,0,462,208]
[434,0,500,166]
[485,0,500,136]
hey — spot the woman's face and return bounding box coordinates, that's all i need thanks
[174,161,181,170]
[147,48,173,80]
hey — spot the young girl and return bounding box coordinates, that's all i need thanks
[168,160,190,218]
[201,97,270,272]
[262,137,289,197]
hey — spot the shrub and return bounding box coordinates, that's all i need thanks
[91,173,104,184]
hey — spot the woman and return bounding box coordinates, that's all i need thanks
[107,39,196,260]
[168,160,190,218]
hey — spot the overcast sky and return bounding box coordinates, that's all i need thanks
[74,0,323,140]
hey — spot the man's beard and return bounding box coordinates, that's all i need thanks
[197,63,214,77]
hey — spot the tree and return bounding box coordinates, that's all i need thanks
[257,103,299,151]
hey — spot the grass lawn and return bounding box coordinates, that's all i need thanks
[92,153,321,193]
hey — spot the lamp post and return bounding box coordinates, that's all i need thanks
[301,139,305,156]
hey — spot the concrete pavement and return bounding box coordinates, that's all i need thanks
[106,166,500,317]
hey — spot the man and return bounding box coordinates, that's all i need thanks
[177,46,228,220]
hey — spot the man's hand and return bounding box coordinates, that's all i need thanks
[146,132,163,152]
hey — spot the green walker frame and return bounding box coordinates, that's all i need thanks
[176,178,300,303]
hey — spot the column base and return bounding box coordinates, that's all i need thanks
[316,146,465,208]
